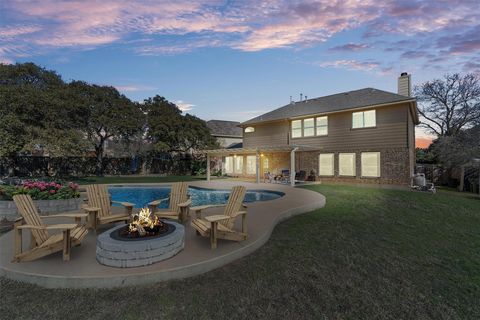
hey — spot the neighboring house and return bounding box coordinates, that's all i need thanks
[206,120,243,148]
[204,73,419,185]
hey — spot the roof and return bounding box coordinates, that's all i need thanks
[206,120,243,137]
[203,144,320,155]
[241,88,416,126]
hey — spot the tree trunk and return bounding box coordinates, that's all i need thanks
[95,140,105,176]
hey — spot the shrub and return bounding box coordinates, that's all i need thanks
[0,181,80,201]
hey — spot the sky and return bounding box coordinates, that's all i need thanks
[1,0,479,148]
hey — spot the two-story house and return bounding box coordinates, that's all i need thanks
[204,73,419,185]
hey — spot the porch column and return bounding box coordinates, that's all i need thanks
[256,149,260,184]
[290,147,298,187]
[206,153,211,182]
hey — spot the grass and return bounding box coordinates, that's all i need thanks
[1,184,479,319]
[71,175,206,185]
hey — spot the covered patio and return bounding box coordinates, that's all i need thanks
[204,145,319,186]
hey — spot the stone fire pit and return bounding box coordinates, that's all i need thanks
[96,221,185,268]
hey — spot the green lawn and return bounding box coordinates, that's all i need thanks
[72,175,206,185]
[1,184,479,319]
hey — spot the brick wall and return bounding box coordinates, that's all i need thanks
[296,148,411,185]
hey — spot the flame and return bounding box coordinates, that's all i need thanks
[128,207,162,235]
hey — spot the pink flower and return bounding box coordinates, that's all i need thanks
[49,190,56,194]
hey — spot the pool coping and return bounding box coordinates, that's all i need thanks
[0,181,325,289]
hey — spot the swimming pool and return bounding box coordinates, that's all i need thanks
[109,186,285,208]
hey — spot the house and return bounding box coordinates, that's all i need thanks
[206,120,243,148]
[204,73,419,185]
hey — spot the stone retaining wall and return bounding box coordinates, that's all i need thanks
[0,198,83,220]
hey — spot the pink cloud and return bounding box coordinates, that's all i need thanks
[316,60,380,71]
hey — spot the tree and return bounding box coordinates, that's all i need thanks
[143,95,217,153]
[414,73,480,136]
[0,63,86,158]
[69,81,145,175]
[433,126,480,168]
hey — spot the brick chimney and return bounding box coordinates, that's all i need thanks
[398,72,411,97]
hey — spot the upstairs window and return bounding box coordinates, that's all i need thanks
[244,127,255,133]
[291,120,302,138]
[352,110,376,129]
[316,116,328,136]
[303,118,315,137]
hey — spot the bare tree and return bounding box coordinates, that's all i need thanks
[414,73,480,136]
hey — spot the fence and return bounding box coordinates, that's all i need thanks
[0,154,206,177]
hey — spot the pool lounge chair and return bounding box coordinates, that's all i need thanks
[190,186,248,249]
[83,184,134,232]
[12,194,88,262]
[148,182,192,223]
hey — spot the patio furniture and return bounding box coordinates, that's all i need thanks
[148,182,192,223]
[280,169,290,184]
[83,184,134,232]
[190,186,248,249]
[295,170,307,181]
[12,194,88,262]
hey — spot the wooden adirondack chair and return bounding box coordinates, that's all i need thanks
[148,182,192,223]
[191,186,248,249]
[83,184,134,232]
[12,194,88,262]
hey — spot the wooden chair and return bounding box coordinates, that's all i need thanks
[148,182,192,223]
[83,184,134,232]
[191,186,248,249]
[12,194,88,262]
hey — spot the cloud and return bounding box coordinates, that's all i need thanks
[115,84,156,92]
[174,100,195,112]
[316,59,380,71]
[329,43,369,52]
[0,0,479,72]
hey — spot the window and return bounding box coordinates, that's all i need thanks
[291,120,302,138]
[246,155,256,174]
[339,153,356,176]
[352,110,376,128]
[303,118,315,137]
[234,156,243,174]
[316,116,328,136]
[225,156,233,174]
[319,154,334,176]
[361,152,380,177]
[263,156,269,170]
[244,127,255,133]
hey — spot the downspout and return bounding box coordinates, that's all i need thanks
[290,147,299,187]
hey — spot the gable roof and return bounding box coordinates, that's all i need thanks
[206,120,243,137]
[241,88,416,126]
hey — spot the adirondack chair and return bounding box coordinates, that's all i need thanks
[12,194,88,262]
[83,184,134,232]
[148,182,192,223]
[190,186,248,249]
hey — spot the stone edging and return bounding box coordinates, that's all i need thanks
[0,198,83,220]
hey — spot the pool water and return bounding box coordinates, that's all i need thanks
[109,186,284,209]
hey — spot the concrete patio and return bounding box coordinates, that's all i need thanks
[0,181,325,288]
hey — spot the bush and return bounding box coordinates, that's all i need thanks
[0,181,80,201]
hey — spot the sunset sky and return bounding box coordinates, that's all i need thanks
[1,0,479,148]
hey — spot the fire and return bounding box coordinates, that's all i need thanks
[127,207,164,237]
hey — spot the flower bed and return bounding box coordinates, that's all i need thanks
[0,181,82,221]
[0,181,80,201]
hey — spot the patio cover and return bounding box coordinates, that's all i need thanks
[201,145,321,186]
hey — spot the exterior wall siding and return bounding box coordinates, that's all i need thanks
[243,121,289,148]
[239,102,414,185]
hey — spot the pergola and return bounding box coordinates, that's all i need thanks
[202,145,320,186]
